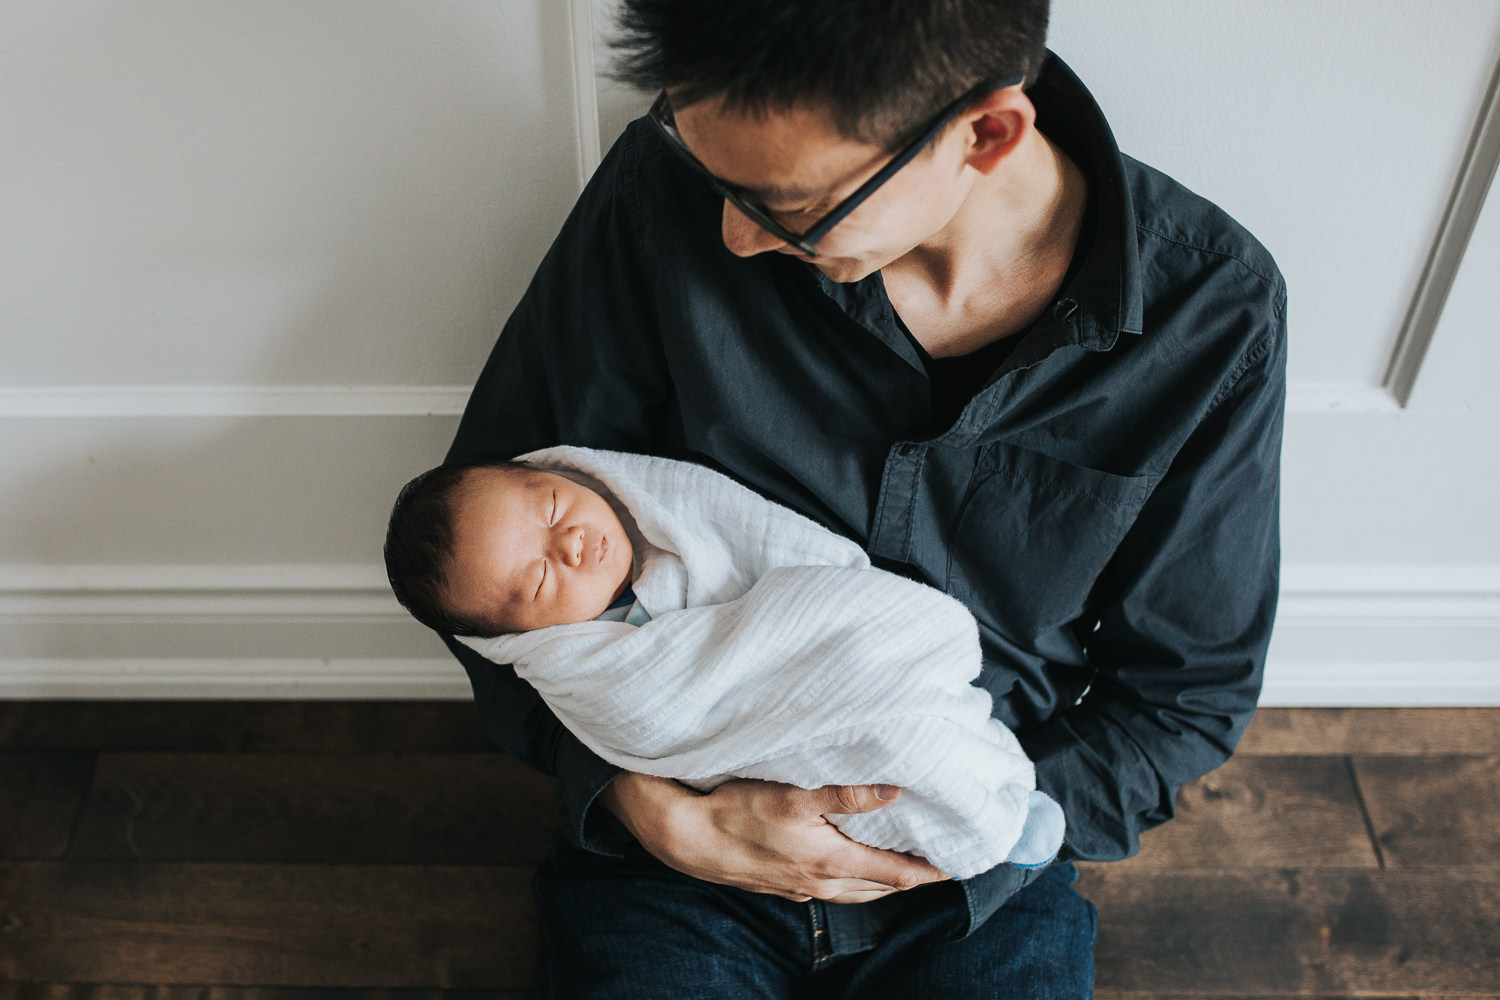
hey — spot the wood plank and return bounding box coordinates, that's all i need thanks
[0,986,534,1000]
[0,753,94,858]
[1238,708,1500,756]
[0,862,538,989]
[1077,868,1500,995]
[1096,995,1422,999]
[1355,754,1500,871]
[1111,755,1377,872]
[68,753,556,864]
[0,703,493,753]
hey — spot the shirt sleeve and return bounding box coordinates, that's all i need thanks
[442,122,672,855]
[1020,282,1288,865]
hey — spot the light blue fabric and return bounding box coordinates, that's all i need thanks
[1006,790,1066,868]
[594,588,653,627]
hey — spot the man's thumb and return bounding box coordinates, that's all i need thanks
[816,783,902,815]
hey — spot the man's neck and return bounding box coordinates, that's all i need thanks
[881,128,1089,359]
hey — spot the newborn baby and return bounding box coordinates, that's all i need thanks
[385,446,1064,878]
[394,459,640,637]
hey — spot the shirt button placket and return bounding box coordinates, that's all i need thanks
[868,441,924,565]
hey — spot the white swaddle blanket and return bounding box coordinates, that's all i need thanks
[460,446,1063,879]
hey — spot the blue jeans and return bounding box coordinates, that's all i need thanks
[533,839,1098,998]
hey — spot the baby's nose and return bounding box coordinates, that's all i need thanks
[554,526,584,567]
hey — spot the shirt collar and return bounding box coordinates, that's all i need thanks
[1029,50,1144,349]
[812,50,1143,355]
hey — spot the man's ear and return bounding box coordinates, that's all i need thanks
[958,87,1034,176]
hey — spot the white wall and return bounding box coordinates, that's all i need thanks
[0,0,593,695]
[2,1,1497,701]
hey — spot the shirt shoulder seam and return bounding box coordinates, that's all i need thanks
[618,124,660,288]
[1210,316,1280,411]
[1135,222,1282,289]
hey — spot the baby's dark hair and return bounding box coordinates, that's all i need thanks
[383,458,532,637]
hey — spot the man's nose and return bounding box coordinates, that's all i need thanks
[721,201,790,258]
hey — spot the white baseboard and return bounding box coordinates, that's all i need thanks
[1258,661,1500,706]
[1265,565,1500,705]
[0,658,471,699]
[0,563,1495,704]
[0,564,466,698]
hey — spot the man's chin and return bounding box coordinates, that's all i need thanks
[811,256,880,284]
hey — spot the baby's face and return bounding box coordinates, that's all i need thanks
[445,466,634,633]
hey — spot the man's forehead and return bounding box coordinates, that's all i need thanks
[670,93,882,202]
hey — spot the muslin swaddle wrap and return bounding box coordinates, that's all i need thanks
[459,446,1064,878]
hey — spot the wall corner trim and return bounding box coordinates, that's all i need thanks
[567,0,604,186]
[1384,49,1500,406]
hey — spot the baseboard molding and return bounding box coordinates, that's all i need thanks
[1258,661,1500,707]
[0,563,1495,703]
[0,658,470,699]
[0,564,464,697]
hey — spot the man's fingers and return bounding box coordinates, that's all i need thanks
[806,782,902,816]
[827,887,898,904]
[841,842,949,891]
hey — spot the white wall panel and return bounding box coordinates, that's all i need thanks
[1050,0,1500,389]
[0,1,578,387]
[1281,408,1500,565]
[0,414,457,564]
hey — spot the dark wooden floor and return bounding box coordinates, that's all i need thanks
[1,702,1496,998]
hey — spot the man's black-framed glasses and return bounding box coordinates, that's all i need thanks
[648,73,1024,257]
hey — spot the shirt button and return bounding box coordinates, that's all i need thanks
[895,442,917,457]
[1053,298,1079,320]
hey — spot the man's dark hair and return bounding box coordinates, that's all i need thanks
[383,459,532,638]
[611,0,1050,151]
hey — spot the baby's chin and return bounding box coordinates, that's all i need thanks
[603,572,631,610]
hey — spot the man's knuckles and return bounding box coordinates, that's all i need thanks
[878,869,925,892]
[823,784,868,814]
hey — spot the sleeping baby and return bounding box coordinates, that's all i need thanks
[384,445,1064,879]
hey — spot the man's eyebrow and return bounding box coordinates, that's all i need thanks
[733,181,826,205]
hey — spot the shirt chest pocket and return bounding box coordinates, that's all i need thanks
[945,443,1157,636]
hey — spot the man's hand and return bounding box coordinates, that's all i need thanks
[597,772,949,903]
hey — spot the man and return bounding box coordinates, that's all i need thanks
[441,1,1285,995]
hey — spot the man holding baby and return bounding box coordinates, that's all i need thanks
[437,1,1286,995]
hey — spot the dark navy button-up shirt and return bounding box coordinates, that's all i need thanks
[443,51,1286,937]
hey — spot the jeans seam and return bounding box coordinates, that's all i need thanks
[809,900,834,971]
